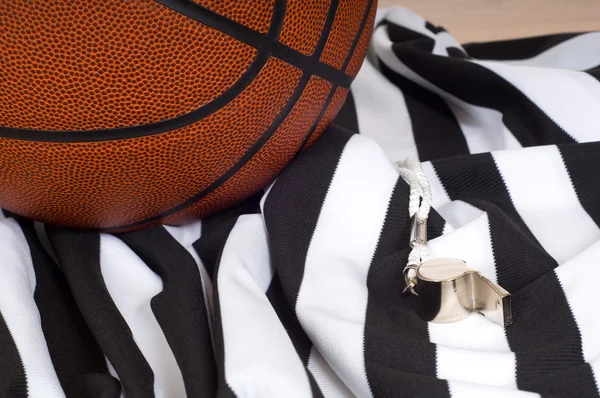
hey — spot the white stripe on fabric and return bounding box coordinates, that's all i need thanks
[437,346,516,387]
[442,221,455,235]
[297,134,398,398]
[493,145,600,264]
[99,234,185,398]
[434,200,485,232]
[374,8,389,26]
[501,32,600,70]
[421,161,451,209]
[428,211,498,285]
[555,240,600,389]
[0,213,65,398]
[260,182,276,213]
[164,223,214,324]
[373,27,520,154]
[475,60,600,143]
[430,312,512,353]
[448,380,541,398]
[218,214,312,397]
[105,356,119,381]
[307,347,354,398]
[351,61,418,162]
[384,7,435,39]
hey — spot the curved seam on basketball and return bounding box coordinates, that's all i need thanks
[157,0,352,87]
[108,0,342,231]
[0,0,353,142]
[0,51,271,142]
[342,0,375,71]
[299,87,337,153]
[0,0,278,143]
[299,0,375,152]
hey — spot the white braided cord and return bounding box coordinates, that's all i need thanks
[394,158,434,271]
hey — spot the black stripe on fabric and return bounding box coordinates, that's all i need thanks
[378,60,469,161]
[425,21,446,34]
[0,313,26,397]
[46,227,155,398]
[333,89,359,134]
[446,47,469,58]
[431,154,596,396]
[559,142,600,228]
[364,178,450,398]
[426,207,446,238]
[265,274,324,397]
[384,21,433,44]
[265,273,312,364]
[463,33,583,60]
[14,217,120,398]
[505,249,599,397]
[587,67,600,81]
[193,194,261,280]
[390,46,577,147]
[211,222,239,398]
[118,226,217,398]
[263,125,354,308]
[431,153,552,288]
[309,377,325,398]
[483,203,598,397]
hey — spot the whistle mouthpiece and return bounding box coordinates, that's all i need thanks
[416,258,513,327]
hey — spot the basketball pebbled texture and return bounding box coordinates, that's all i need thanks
[0,0,376,231]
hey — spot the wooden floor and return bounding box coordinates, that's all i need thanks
[378,0,600,42]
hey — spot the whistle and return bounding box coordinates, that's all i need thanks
[416,258,513,327]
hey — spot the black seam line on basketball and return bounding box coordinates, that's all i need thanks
[154,0,352,87]
[298,86,337,153]
[295,0,371,151]
[0,50,270,142]
[0,0,283,143]
[104,0,341,231]
[107,71,311,231]
[106,0,339,231]
[312,0,340,59]
[341,0,374,71]
[0,1,352,143]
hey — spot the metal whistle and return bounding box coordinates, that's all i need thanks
[415,258,513,327]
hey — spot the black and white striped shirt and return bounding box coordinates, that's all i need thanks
[2,6,600,398]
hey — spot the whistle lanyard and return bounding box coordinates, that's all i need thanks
[394,159,513,327]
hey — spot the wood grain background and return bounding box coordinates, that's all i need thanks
[378,0,600,42]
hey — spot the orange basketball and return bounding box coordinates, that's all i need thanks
[0,0,376,231]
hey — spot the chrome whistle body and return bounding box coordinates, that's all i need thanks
[415,258,513,327]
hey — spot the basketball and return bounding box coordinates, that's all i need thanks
[0,0,375,231]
